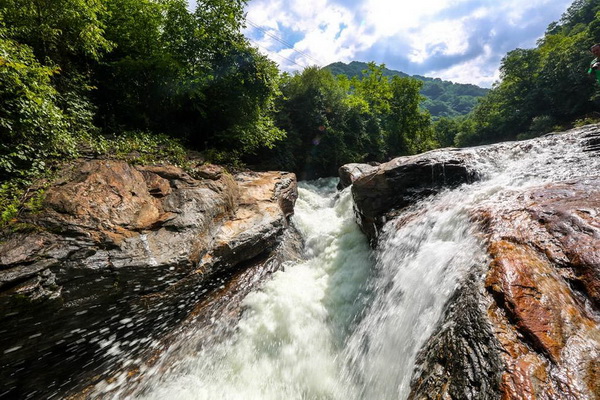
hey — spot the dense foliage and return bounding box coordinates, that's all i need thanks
[453,0,600,146]
[253,63,434,179]
[326,61,489,119]
[0,0,286,224]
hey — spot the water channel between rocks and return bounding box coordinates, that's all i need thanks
[100,129,600,400]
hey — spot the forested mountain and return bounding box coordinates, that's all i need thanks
[325,61,489,119]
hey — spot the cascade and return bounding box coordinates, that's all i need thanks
[101,128,600,399]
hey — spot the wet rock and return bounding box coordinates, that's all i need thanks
[409,271,504,400]
[337,163,379,190]
[0,160,298,399]
[477,178,600,399]
[348,150,479,244]
[408,174,600,400]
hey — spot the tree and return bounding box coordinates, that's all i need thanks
[0,0,111,67]
[459,0,600,147]
[386,76,433,156]
[434,118,461,148]
[0,31,71,180]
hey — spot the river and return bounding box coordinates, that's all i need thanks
[97,127,600,399]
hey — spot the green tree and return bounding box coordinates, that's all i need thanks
[0,0,111,66]
[386,76,433,156]
[0,31,71,180]
[434,118,462,147]
[459,0,600,146]
[95,0,283,157]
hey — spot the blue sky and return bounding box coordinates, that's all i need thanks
[242,0,574,87]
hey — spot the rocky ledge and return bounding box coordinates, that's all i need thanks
[0,160,299,399]
[340,126,600,399]
[347,149,480,244]
[409,178,600,399]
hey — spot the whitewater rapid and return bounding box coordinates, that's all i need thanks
[133,179,374,400]
[101,128,600,400]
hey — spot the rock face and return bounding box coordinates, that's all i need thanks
[409,272,504,399]
[340,128,600,399]
[0,160,299,399]
[348,149,479,244]
[480,178,600,399]
[408,175,600,397]
[337,163,379,190]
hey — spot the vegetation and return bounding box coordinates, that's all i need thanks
[252,63,434,179]
[326,61,489,119]
[452,0,600,146]
[0,0,599,222]
[0,0,281,224]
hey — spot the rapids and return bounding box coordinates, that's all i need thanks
[100,127,600,400]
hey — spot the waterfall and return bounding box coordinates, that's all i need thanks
[109,128,599,400]
[130,179,374,400]
[341,189,487,399]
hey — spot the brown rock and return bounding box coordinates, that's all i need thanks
[478,178,600,399]
[0,160,298,399]
[43,160,162,232]
[350,149,479,244]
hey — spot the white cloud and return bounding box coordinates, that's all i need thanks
[245,0,370,70]
[430,44,500,87]
[360,0,463,35]
[243,0,572,86]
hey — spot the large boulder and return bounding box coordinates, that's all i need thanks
[0,160,299,399]
[337,163,379,190]
[409,177,600,399]
[349,149,480,244]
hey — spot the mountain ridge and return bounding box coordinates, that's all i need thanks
[324,61,489,119]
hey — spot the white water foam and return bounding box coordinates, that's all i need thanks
[124,128,600,400]
[136,179,373,400]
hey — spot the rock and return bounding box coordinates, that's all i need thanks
[405,177,600,399]
[478,178,600,398]
[337,163,379,190]
[349,149,480,244]
[0,160,298,399]
[409,271,504,400]
[412,177,600,399]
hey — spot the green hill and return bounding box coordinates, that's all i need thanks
[325,61,489,119]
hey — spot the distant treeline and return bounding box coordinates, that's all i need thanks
[325,61,489,120]
[1,0,599,200]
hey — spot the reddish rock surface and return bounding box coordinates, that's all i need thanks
[478,178,600,399]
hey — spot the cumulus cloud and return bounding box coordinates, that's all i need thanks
[243,0,573,87]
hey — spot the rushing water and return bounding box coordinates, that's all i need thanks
[131,179,374,400]
[102,128,600,400]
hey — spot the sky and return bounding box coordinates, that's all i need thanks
[242,0,575,87]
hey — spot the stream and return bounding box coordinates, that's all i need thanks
[97,128,600,400]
